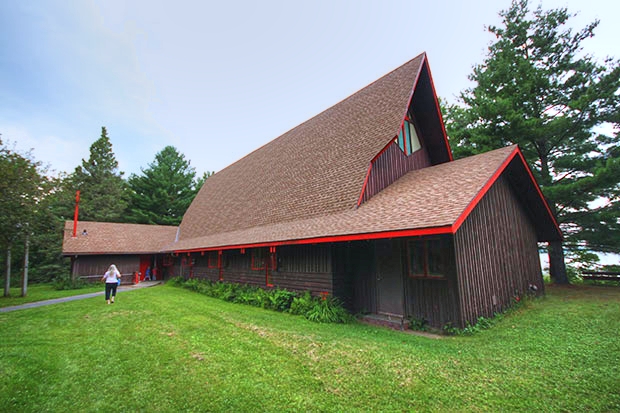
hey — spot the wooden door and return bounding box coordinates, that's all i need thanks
[375,239,404,316]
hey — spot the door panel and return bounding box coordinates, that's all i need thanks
[375,240,404,316]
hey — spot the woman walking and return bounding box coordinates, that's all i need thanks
[101,264,122,304]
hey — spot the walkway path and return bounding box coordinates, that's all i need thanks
[0,281,162,313]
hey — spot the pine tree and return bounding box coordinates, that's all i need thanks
[71,127,128,222]
[443,0,620,283]
[127,146,209,226]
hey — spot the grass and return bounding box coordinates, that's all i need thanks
[0,283,103,308]
[0,283,619,412]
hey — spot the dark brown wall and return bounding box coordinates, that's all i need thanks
[332,241,376,313]
[71,255,140,281]
[454,175,544,327]
[361,142,431,204]
[403,235,460,328]
[190,245,333,293]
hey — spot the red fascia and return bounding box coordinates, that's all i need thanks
[423,58,454,162]
[356,164,373,207]
[357,139,397,207]
[451,146,562,238]
[515,150,562,237]
[452,149,519,232]
[173,225,453,255]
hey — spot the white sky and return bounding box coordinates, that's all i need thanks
[1,0,618,177]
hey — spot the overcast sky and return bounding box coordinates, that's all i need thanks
[1,0,618,178]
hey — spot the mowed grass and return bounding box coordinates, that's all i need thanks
[0,283,103,308]
[1,284,619,412]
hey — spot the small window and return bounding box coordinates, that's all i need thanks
[407,238,445,278]
[207,251,219,268]
[251,248,266,270]
[396,118,422,156]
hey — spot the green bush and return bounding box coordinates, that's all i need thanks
[266,288,297,312]
[289,291,315,316]
[52,274,87,291]
[305,294,351,324]
[171,279,352,323]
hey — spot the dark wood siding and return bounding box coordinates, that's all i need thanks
[190,246,333,293]
[403,235,460,328]
[332,241,376,313]
[71,255,140,280]
[454,175,544,327]
[361,142,431,204]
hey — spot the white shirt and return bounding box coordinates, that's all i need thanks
[103,270,120,284]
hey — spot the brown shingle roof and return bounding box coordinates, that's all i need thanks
[179,53,427,241]
[62,221,178,255]
[170,146,537,251]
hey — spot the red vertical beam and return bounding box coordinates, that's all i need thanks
[218,250,223,281]
[72,190,80,237]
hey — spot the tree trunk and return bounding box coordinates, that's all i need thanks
[4,245,11,297]
[21,234,29,297]
[548,240,569,284]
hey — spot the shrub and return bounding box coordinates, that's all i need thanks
[289,291,315,316]
[169,278,352,323]
[305,294,351,324]
[52,274,87,290]
[167,276,186,287]
[266,288,297,312]
[408,317,429,332]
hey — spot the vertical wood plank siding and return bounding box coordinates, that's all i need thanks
[361,142,431,204]
[190,246,333,293]
[332,241,376,313]
[404,235,460,328]
[72,255,140,280]
[454,175,544,327]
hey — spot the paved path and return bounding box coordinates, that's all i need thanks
[0,281,162,313]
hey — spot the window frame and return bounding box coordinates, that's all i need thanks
[407,238,446,279]
[396,117,422,156]
[207,251,219,268]
[251,248,266,271]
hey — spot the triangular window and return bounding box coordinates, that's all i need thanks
[396,118,421,156]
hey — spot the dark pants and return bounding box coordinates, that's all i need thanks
[105,283,118,300]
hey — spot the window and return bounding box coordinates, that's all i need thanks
[207,251,219,268]
[396,118,422,156]
[407,238,445,278]
[251,248,266,270]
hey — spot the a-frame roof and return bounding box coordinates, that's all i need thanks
[179,52,452,244]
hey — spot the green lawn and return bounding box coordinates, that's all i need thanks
[0,283,103,308]
[1,284,618,412]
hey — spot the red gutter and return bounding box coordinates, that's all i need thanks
[423,58,454,162]
[173,225,453,255]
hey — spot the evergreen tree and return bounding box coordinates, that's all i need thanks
[71,127,128,222]
[443,0,620,283]
[127,146,209,226]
